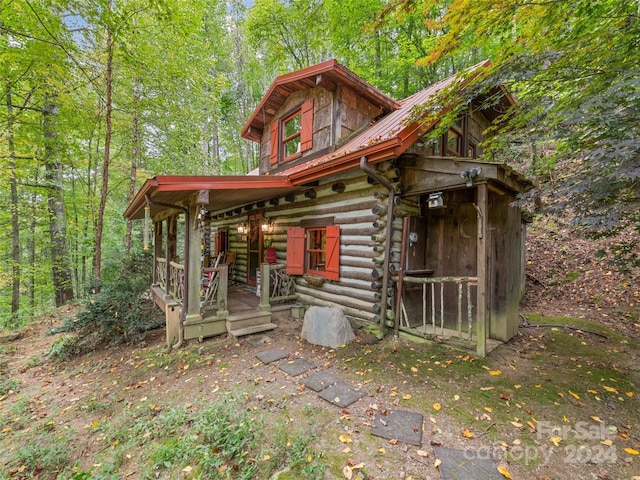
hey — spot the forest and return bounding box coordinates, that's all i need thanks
[1,0,638,327]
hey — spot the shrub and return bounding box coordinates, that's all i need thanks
[56,251,162,355]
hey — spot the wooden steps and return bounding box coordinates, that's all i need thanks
[226,310,277,339]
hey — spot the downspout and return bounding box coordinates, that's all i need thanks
[359,156,395,339]
[146,194,189,349]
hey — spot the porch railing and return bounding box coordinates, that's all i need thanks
[201,264,228,313]
[397,275,478,342]
[156,257,167,289]
[168,261,185,304]
[266,264,296,302]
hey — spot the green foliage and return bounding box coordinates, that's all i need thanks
[385,0,640,235]
[55,251,161,355]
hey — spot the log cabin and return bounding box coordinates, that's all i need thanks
[124,59,532,357]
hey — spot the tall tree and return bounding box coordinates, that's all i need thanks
[384,0,640,232]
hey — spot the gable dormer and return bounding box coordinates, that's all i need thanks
[241,60,399,175]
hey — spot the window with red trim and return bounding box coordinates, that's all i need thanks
[286,225,339,280]
[270,99,314,165]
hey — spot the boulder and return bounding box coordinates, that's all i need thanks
[301,306,355,348]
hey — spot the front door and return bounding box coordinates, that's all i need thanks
[247,214,263,286]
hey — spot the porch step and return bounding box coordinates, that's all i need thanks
[228,322,278,339]
[226,310,272,331]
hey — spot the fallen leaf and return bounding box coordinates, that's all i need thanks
[434,458,442,468]
[489,370,502,376]
[378,447,386,454]
[550,437,562,447]
[339,434,352,444]
[343,466,353,479]
[603,386,619,394]
[263,455,271,461]
[590,416,602,423]
[624,448,639,455]
[497,465,513,479]
[182,466,192,473]
[403,394,412,400]
[433,402,441,411]
[416,450,429,457]
[568,391,580,400]
[342,447,351,453]
[601,439,613,446]
[462,429,474,438]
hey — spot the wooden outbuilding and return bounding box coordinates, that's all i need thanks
[124,59,532,356]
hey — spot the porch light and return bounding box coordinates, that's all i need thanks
[428,192,446,209]
[237,223,247,234]
[460,167,482,187]
[261,218,273,233]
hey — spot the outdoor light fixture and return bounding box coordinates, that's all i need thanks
[237,223,247,234]
[428,192,446,209]
[460,167,482,187]
[261,218,273,233]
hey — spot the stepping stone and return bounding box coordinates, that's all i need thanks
[256,348,288,364]
[318,381,366,408]
[300,371,337,392]
[433,446,505,480]
[370,409,423,446]
[279,358,315,377]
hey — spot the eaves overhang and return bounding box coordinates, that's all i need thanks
[124,175,298,220]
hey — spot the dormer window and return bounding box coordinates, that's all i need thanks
[283,111,302,159]
[269,99,314,166]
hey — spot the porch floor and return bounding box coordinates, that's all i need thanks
[226,283,260,314]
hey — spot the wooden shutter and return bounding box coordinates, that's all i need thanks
[325,225,340,281]
[286,227,305,275]
[269,120,279,165]
[300,99,314,152]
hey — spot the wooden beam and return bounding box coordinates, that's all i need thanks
[476,183,488,358]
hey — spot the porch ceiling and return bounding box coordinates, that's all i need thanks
[124,175,300,220]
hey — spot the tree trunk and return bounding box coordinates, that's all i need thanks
[42,94,74,307]
[6,83,21,317]
[125,77,141,255]
[95,11,114,283]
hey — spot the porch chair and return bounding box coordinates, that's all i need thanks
[224,251,236,284]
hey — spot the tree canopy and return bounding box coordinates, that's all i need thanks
[1,0,638,324]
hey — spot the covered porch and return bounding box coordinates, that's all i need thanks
[124,175,302,347]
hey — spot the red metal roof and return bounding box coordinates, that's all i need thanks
[279,61,497,184]
[124,175,297,219]
[241,59,400,142]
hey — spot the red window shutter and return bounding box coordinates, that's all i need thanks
[300,99,314,152]
[325,225,340,281]
[269,121,279,165]
[286,227,305,275]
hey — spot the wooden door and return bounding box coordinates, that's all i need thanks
[247,214,263,286]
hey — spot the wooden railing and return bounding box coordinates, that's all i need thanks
[201,264,228,313]
[396,275,478,343]
[267,264,296,302]
[168,261,185,304]
[156,257,167,289]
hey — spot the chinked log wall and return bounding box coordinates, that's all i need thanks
[209,161,421,325]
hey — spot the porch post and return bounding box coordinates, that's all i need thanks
[153,219,163,285]
[166,216,177,299]
[476,183,488,358]
[260,263,271,312]
[185,204,202,323]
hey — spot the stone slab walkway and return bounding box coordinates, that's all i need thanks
[370,409,424,446]
[433,446,504,480]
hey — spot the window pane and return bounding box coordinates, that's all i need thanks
[447,128,460,154]
[307,228,326,271]
[284,113,301,137]
[285,137,300,157]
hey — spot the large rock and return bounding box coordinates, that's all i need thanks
[301,306,355,348]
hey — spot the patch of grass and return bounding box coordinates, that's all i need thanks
[0,378,19,396]
[7,430,73,479]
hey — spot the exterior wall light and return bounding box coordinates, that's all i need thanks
[460,167,482,187]
[261,219,273,233]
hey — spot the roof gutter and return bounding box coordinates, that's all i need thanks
[359,156,395,339]
[145,194,188,349]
